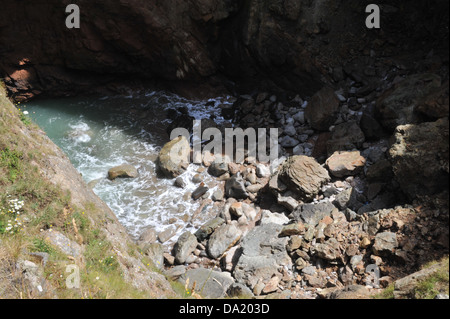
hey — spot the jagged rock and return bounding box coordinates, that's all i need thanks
[143,243,164,270]
[314,238,341,261]
[225,175,249,199]
[107,164,138,180]
[207,223,242,259]
[233,223,291,289]
[326,151,366,178]
[305,86,340,131]
[173,232,198,264]
[157,136,190,178]
[194,217,225,241]
[278,156,330,201]
[376,73,442,131]
[179,268,235,299]
[292,202,337,227]
[260,210,290,225]
[327,121,366,156]
[208,155,230,177]
[389,118,449,200]
[373,232,398,256]
[42,230,83,258]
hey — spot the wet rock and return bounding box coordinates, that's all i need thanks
[157,136,190,178]
[305,86,340,131]
[326,151,366,178]
[208,155,230,177]
[278,156,330,201]
[158,226,177,243]
[192,183,209,200]
[174,232,198,264]
[107,164,138,180]
[174,177,186,188]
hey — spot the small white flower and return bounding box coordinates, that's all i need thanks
[23,111,29,115]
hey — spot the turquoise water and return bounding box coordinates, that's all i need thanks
[24,91,232,242]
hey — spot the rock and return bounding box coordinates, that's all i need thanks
[179,268,235,299]
[326,121,365,156]
[225,176,249,199]
[157,136,190,178]
[360,104,386,140]
[292,202,337,227]
[233,223,291,289]
[314,238,341,261]
[394,260,448,299]
[107,164,138,180]
[194,217,225,241]
[246,183,264,193]
[42,230,83,258]
[174,176,186,188]
[366,159,393,182]
[143,243,164,270]
[211,189,224,201]
[163,265,186,280]
[208,155,230,177]
[415,81,449,119]
[173,232,198,264]
[262,276,280,294]
[389,118,449,200]
[329,285,371,299]
[373,232,398,256]
[207,223,242,259]
[158,226,177,243]
[137,227,157,245]
[277,192,299,212]
[280,136,300,148]
[256,164,271,178]
[260,210,290,225]
[375,73,442,131]
[326,151,366,178]
[279,222,305,237]
[192,183,209,200]
[278,156,330,201]
[229,202,244,218]
[227,283,254,298]
[192,174,202,184]
[305,86,340,131]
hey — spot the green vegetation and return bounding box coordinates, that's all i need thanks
[1,81,173,299]
[414,257,449,299]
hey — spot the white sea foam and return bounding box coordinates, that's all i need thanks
[26,91,232,245]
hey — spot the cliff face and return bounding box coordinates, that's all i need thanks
[0,1,448,101]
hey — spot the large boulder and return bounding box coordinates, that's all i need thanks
[157,136,191,178]
[233,223,291,289]
[305,86,340,131]
[107,164,138,180]
[179,268,235,299]
[389,118,449,200]
[278,156,330,201]
[375,73,442,131]
[173,231,198,264]
[207,223,242,259]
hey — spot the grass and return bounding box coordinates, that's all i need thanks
[413,257,449,299]
[1,81,176,299]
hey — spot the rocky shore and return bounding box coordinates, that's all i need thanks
[135,49,449,299]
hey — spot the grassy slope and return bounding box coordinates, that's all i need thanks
[0,82,176,299]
